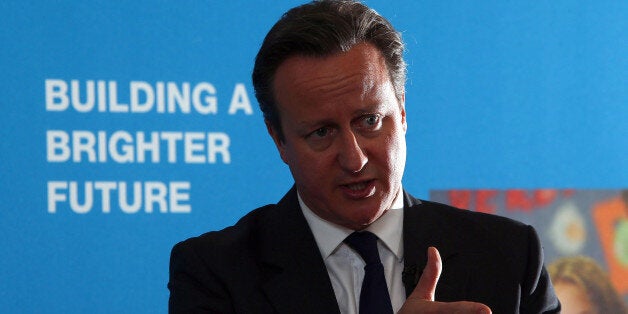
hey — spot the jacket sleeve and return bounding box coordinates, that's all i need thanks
[168,240,235,314]
[520,225,561,313]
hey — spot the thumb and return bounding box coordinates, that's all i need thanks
[410,246,442,301]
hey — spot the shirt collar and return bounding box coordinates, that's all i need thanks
[299,188,405,261]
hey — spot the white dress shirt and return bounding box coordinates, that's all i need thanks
[299,189,406,314]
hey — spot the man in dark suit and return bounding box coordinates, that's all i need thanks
[168,1,561,313]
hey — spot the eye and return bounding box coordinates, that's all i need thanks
[306,126,335,151]
[312,127,329,138]
[365,115,379,126]
[359,114,382,130]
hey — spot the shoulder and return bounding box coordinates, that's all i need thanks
[171,187,303,270]
[405,197,539,263]
[404,198,560,312]
[171,204,276,264]
[168,203,280,302]
[168,204,288,313]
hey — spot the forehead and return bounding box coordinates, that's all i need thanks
[272,42,392,110]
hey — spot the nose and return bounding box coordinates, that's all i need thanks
[337,131,368,173]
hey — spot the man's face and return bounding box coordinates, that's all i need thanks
[268,42,407,230]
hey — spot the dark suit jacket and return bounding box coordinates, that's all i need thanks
[168,187,560,313]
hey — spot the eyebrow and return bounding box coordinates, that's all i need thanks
[296,118,335,130]
[293,101,390,131]
[353,103,386,115]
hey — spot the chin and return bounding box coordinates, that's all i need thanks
[354,210,384,225]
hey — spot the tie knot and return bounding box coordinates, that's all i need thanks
[344,231,381,265]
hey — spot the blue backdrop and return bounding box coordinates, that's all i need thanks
[1,1,626,313]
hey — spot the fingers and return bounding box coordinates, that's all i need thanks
[412,246,442,301]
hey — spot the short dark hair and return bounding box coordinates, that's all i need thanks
[252,0,406,141]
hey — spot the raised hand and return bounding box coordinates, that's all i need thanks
[398,247,492,314]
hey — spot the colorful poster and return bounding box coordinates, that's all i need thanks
[431,189,628,311]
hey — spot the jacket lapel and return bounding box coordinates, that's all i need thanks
[258,188,340,314]
[255,188,471,311]
[402,192,469,300]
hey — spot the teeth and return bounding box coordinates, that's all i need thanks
[347,182,366,191]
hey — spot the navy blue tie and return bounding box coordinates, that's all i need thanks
[344,231,394,314]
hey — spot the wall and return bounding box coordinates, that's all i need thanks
[1,1,626,312]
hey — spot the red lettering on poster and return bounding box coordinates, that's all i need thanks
[448,190,471,210]
[446,189,566,214]
[506,189,561,212]
[476,190,497,214]
[506,190,534,211]
[533,190,557,208]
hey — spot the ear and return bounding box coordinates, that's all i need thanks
[265,120,289,164]
[399,93,407,133]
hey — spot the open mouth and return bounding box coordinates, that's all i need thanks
[341,179,376,198]
[345,181,369,191]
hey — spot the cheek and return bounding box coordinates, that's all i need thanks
[382,130,406,160]
[381,131,407,179]
[286,147,332,183]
